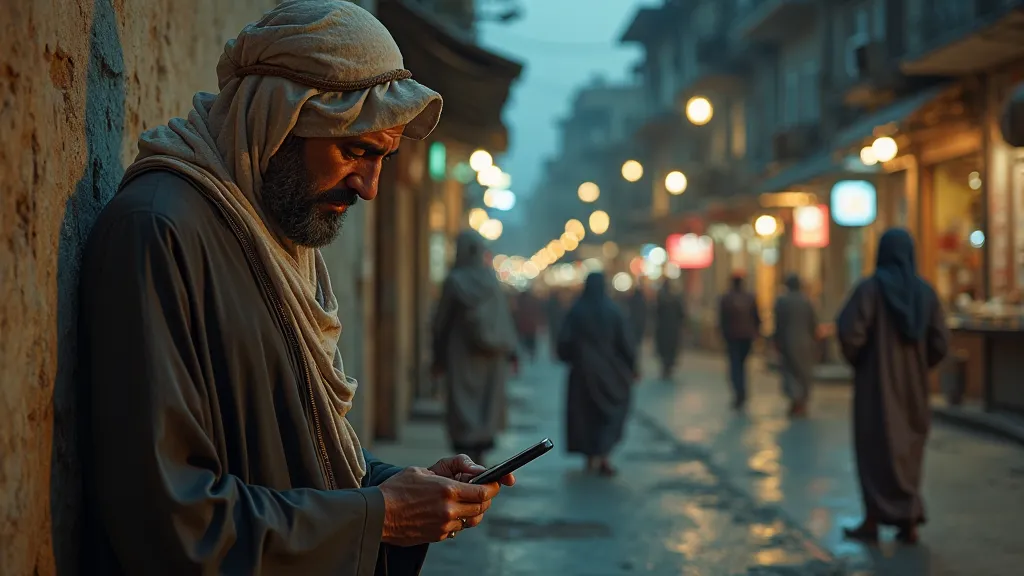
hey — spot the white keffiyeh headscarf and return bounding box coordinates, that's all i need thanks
[119,0,443,489]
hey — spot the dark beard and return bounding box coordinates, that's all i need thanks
[261,136,358,248]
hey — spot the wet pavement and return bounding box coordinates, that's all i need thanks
[371,347,1024,575]
[637,350,1024,576]
[376,355,842,575]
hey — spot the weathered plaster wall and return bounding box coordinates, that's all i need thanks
[0,1,277,573]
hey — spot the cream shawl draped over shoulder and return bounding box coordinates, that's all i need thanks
[118,0,443,489]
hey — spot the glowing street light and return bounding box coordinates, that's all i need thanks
[479,218,503,240]
[685,96,713,126]
[469,149,493,172]
[477,164,502,186]
[754,214,778,237]
[859,146,878,166]
[665,171,688,195]
[468,208,488,230]
[871,136,898,163]
[560,232,580,252]
[621,159,644,182]
[577,181,600,203]
[589,210,610,235]
[565,218,586,241]
[547,239,566,259]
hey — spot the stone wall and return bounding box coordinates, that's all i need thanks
[0,1,277,573]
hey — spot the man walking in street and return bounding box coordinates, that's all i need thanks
[78,2,511,574]
[718,273,762,410]
[772,274,819,417]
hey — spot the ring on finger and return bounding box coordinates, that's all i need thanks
[460,517,467,529]
[448,530,457,540]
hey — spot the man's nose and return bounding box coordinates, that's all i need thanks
[345,163,382,201]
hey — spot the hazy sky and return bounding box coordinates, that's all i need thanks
[477,0,648,198]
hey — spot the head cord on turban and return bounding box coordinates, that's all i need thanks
[117,0,443,489]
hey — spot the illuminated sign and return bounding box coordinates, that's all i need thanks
[428,142,447,182]
[666,233,713,269]
[830,180,877,227]
[793,204,830,248]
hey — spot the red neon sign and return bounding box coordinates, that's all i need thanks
[666,233,713,269]
[793,205,830,248]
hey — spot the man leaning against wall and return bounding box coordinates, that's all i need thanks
[77,2,513,574]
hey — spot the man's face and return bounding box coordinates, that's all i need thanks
[262,126,404,248]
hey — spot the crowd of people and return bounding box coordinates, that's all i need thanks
[432,227,949,550]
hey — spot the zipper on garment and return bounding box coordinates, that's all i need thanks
[145,170,338,490]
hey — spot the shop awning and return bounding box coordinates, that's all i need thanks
[755,152,841,195]
[378,0,523,152]
[833,85,949,151]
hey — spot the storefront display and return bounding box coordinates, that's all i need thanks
[932,154,985,306]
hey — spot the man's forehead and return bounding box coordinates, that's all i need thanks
[342,128,404,151]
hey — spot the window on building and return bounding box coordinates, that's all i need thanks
[872,0,887,41]
[800,60,820,121]
[783,70,799,126]
[711,122,727,165]
[845,6,871,78]
[730,100,746,159]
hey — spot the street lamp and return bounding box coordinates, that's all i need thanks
[859,146,878,166]
[577,181,600,203]
[589,210,610,235]
[468,208,488,230]
[754,214,778,237]
[565,219,586,241]
[685,96,713,126]
[871,136,898,163]
[665,171,688,195]
[621,159,644,182]
[469,149,493,172]
[479,218,503,240]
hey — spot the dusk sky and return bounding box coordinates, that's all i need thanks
[477,0,648,200]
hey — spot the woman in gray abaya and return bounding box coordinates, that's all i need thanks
[432,231,518,466]
[772,274,818,417]
[557,272,637,477]
[836,228,948,544]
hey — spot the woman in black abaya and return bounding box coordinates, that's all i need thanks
[557,272,637,476]
[836,228,948,544]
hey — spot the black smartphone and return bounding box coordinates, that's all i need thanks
[468,438,554,484]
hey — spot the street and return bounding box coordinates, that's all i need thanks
[373,347,1024,576]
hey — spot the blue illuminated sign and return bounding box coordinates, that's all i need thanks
[830,180,877,227]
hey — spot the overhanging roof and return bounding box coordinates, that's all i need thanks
[378,0,524,152]
[833,85,950,151]
[619,2,683,44]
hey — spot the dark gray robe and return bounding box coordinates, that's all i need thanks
[432,232,517,452]
[773,290,818,402]
[557,274,636,457]
[836,277,948,525]
[79,170,427,575]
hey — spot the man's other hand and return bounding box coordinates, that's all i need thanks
[429,454,516,486]
[378,467,500,546]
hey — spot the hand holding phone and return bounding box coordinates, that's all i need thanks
[468,438,554,485]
